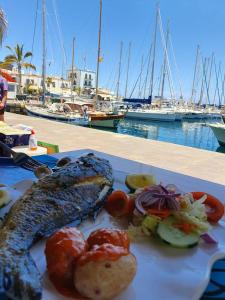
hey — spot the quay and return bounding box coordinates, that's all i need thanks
[5,112,225,186]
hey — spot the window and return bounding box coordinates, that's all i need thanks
[89,81,92,86]
[8,84,15,92]
[85,73,87,79]
[74,73,77,78]
[26,79,30,85]
[84,80,87,86]
[73,80,76,85]
[89,74,91,79]
[52,82,55,88]
[31,79,34,84]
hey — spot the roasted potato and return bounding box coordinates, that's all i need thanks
[74,244,136,300]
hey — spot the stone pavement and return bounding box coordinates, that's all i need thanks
[5,112,225,185]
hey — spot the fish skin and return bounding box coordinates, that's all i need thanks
[0,153,113,300]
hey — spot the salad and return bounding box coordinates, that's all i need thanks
[105,174,224,248]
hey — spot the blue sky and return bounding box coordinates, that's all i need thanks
[1,0,225,102]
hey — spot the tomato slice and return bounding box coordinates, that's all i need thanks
[147,208,171,219]
[192,192,224,223]
[105,190,134,217]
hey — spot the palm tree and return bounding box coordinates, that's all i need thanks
[46,76,53,93]
[3,44,36,93]
[0,8,7,46]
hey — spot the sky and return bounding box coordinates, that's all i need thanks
[1,0,225,102]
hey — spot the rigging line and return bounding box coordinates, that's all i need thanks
[157,8,176,100]
[213,59,221,106]
[52,0,67,69]
[143,43,152,99]
[198,56,208,106]
[129,53,149,98]
[45,11,55,69]
[202,56,210,105]
[169,32,183,99]
[30,0,39,67]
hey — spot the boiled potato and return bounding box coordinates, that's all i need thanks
[74,253,136,300]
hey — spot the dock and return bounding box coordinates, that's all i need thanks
[5,112,225,186]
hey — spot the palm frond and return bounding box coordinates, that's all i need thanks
[0,9,7,46]
[5,45,13,52]
[4,54,17,61]
[15,44,23,61]
[24,51,33,59]
[22,62,36,70]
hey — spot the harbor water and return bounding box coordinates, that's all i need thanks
[99,119,225,154]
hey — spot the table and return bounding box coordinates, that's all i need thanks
[0,149,225,300]
[11,145,47,156]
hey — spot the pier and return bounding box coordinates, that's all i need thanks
[5,112,225,186]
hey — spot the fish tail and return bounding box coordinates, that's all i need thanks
[0,250,42,300]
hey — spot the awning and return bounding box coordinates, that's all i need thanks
[0,70,16,82]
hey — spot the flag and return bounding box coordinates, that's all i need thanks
[98,56,104,63]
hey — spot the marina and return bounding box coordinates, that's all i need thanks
[1,1,225,299]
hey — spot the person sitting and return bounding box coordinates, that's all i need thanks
[0,75,8,122]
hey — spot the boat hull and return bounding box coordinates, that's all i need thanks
[209,124,225,146]
[89,114,124,128]
[125,110,176,121]
[25,105,89,125]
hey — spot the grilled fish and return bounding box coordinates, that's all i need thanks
[0,153,113,300]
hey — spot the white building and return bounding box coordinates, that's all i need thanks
[67,68,96,90]
[3,67,72,97]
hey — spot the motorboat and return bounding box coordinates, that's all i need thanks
[208,123,225,147]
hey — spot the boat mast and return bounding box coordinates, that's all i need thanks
[42,0,46,105]
[95,0,102,104]
[206,52,214,105]
[124,42,131,98]
[160,20,169,100]
[116,41,123,100]
[138,55,144,97]
[190,45,200,105]
[198,57,208,106]
[143,43,152,99]
[149,5,158,101]
[70,37,75,98]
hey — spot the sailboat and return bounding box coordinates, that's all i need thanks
[65,0,125,128]
[25,0,89,125]
[26,0,123,128]
[122,6,177,121]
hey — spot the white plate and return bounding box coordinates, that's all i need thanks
[2,151,225,300]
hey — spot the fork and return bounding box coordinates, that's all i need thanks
[0,140,44,171]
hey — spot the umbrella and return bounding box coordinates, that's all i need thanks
[0,70,16,82]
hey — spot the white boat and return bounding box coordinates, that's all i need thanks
[25,104,89,126]
[209,123,225,146]
[125,109,176,121]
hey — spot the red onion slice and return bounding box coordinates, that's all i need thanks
[135,184,181,215]
[200,233,218,244]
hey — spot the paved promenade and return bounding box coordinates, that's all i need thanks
[5,112,225,185]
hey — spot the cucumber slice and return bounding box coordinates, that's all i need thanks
[157,216,200,248]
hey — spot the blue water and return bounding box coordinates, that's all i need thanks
[107,119,225,154]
